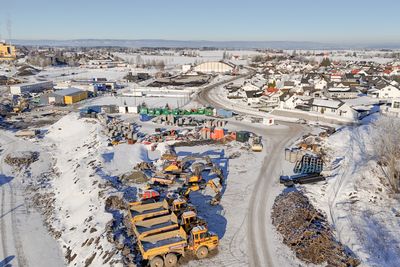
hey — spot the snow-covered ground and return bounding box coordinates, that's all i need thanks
[299,116,400,267]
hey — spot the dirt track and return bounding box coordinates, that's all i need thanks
[197,73,306,267]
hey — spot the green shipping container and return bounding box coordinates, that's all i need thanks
[205,108,214,116]
[155,108,162,115]
[162,109,171,115]
[236,131,250,143]
[148,109,155,115]
[197,109,205,115]
[140,108,148,114]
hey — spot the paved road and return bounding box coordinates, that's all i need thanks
[197,73,306,267]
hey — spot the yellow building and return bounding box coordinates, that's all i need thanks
[64,91,88,104]
[0,42,16,61]
[53,88,88,105]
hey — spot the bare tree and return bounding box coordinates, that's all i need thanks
[372,116,400,193]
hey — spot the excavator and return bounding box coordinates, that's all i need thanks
[162,155,214,175]
[177,177,222,206]
[12,97,29,113]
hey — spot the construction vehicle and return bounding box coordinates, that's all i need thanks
[177,178,222,206]
[12,97,29,113]
[150,172,176,185]
[129,200,170,223]
[137,225,219,267]
[129,198,196,223]
[137,189,160,202]
[132,213,180,238]
[251,136,263,152]
[131,210,207,239]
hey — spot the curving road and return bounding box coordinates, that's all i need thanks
[197,73,306,267]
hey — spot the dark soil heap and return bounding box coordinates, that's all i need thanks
[272,191,360,266]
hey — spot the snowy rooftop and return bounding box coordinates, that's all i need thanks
[312,99,343,108]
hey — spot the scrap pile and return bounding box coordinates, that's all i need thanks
[104,118,139,145]
[272,191,360,266]
[5,151,39,168]
[152,115,227,128]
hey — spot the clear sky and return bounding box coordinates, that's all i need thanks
[1,0,399,43]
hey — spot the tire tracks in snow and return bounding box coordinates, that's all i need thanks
[1,185,8,259]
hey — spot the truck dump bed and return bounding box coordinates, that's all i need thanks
[138,228,187,259]
[133,213,179,237]
[129,200,170,222]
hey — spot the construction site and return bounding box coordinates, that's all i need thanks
[0,35,398,267]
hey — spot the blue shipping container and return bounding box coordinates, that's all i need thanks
[139,114,154,122]
[216,109,233,118]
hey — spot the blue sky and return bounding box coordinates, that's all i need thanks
[1,0,399,43]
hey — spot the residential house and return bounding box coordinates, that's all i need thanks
[326,87,359,99]
[382,98,400,117]
[377,85,400,99]
[310,98,358,120]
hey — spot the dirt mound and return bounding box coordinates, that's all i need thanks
[121,171,148,184]
[105,195,127,211]
[272,191,360,266]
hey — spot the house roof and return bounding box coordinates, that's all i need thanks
[54,87,84,96]
[311,98,344,109]
[246,90,262,98]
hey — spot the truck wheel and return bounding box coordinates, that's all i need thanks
[196,246,209,259]
[150,256,164,267]
[164,253,178,267]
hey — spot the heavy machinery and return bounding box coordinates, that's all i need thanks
[177,178,222,206]
[131,210,206,239]
[12,97,29,113]
[137,225,218,267]
[137,188,160,202]
[251,136,263,152]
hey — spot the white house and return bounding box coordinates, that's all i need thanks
[310,99,358,120]
[378,85,400,99]
[382,98,400,117]
[315,79,328,90]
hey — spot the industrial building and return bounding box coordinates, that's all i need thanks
[40,88,88,105]
[193,61,235,74]
[0,42,16,61]
[10,81,53,95]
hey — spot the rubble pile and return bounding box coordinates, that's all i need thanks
[272,191,360,266]
[5,151,39,168]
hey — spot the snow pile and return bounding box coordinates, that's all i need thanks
[43,113,120,266]
[302,123,400,267]
[103,144,149,176]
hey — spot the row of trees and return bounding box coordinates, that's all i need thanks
[373,116,400,193]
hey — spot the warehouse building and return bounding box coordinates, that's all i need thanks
[193,61,235,74]
[10,81,53,95]
[40,88,88,105]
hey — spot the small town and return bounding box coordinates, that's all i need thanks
[1,1,400,267]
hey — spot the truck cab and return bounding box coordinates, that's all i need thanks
[180,211,207,233]
[188,226,219,259]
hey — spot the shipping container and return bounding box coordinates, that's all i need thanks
[236,131,250,142]
[216,109,233,118]
[140,114,155,122]
[140,108,148,114]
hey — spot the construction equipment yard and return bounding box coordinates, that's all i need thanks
[2,46,399,267]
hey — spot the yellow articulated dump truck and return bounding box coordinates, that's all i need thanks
[138,225,219,267]
[129,200,170,223]
[132,213,180,239]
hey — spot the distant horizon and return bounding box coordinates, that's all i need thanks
[6,38,400,50]
[1,0,400,44]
